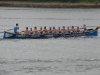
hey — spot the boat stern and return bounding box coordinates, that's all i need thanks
[3,31,16,39]
[3,31,6,39]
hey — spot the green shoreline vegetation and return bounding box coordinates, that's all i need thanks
[0,0,100,8]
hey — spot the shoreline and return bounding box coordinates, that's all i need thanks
[0,1,100,8]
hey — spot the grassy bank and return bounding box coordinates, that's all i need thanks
[0,1,100,8]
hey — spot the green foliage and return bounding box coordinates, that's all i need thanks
[0,0,100,3]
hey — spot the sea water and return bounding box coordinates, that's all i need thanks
[0,7,100,75]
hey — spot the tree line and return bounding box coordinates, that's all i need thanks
[0,0,100,3]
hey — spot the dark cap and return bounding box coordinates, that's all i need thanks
[67,26,69,28]
[53,27,55,28]
[63,26,65,28]
[77,26,79,28]
[16,23,18,26]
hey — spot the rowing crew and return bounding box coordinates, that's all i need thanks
[14,23,89,36]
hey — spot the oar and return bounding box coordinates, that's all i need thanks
[95,26,100,30]
[0,29,13,33]
[97,26,100,29]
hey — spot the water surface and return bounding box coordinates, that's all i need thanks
[0,7,100,75]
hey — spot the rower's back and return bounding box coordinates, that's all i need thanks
[24,27,29,35]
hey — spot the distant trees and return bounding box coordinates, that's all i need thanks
[0,0,100,3]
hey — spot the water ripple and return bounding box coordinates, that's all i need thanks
[13,59,62,64]
[0,17,99,20]
[0,58,100,74]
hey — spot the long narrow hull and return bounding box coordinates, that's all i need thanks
[3,30,98,39]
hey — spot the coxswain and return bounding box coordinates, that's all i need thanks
[80,24,87,32]
[83,24,87,32]
[14,23,19,34]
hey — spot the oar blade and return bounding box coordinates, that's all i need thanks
[97,26,100,29]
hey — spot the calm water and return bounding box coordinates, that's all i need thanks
[0,7,100,75]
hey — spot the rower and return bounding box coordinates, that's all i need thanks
[66,27,71,34]
[43,26,48,35]
[61,26,67,34]
[52,27,57,35]
[14,23,19,34]
[83,24,87,32]
[76,26,80,33]
[57,27,62,34]
[48,27,52,35]
[22,27,29,35]
[29,28,33,35]
[70,26,76,34]
[39,27,44,35]
[33,26,39,36]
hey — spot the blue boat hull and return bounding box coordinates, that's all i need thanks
[3,30,98,39]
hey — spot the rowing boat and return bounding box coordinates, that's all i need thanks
[3,28,98,39]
